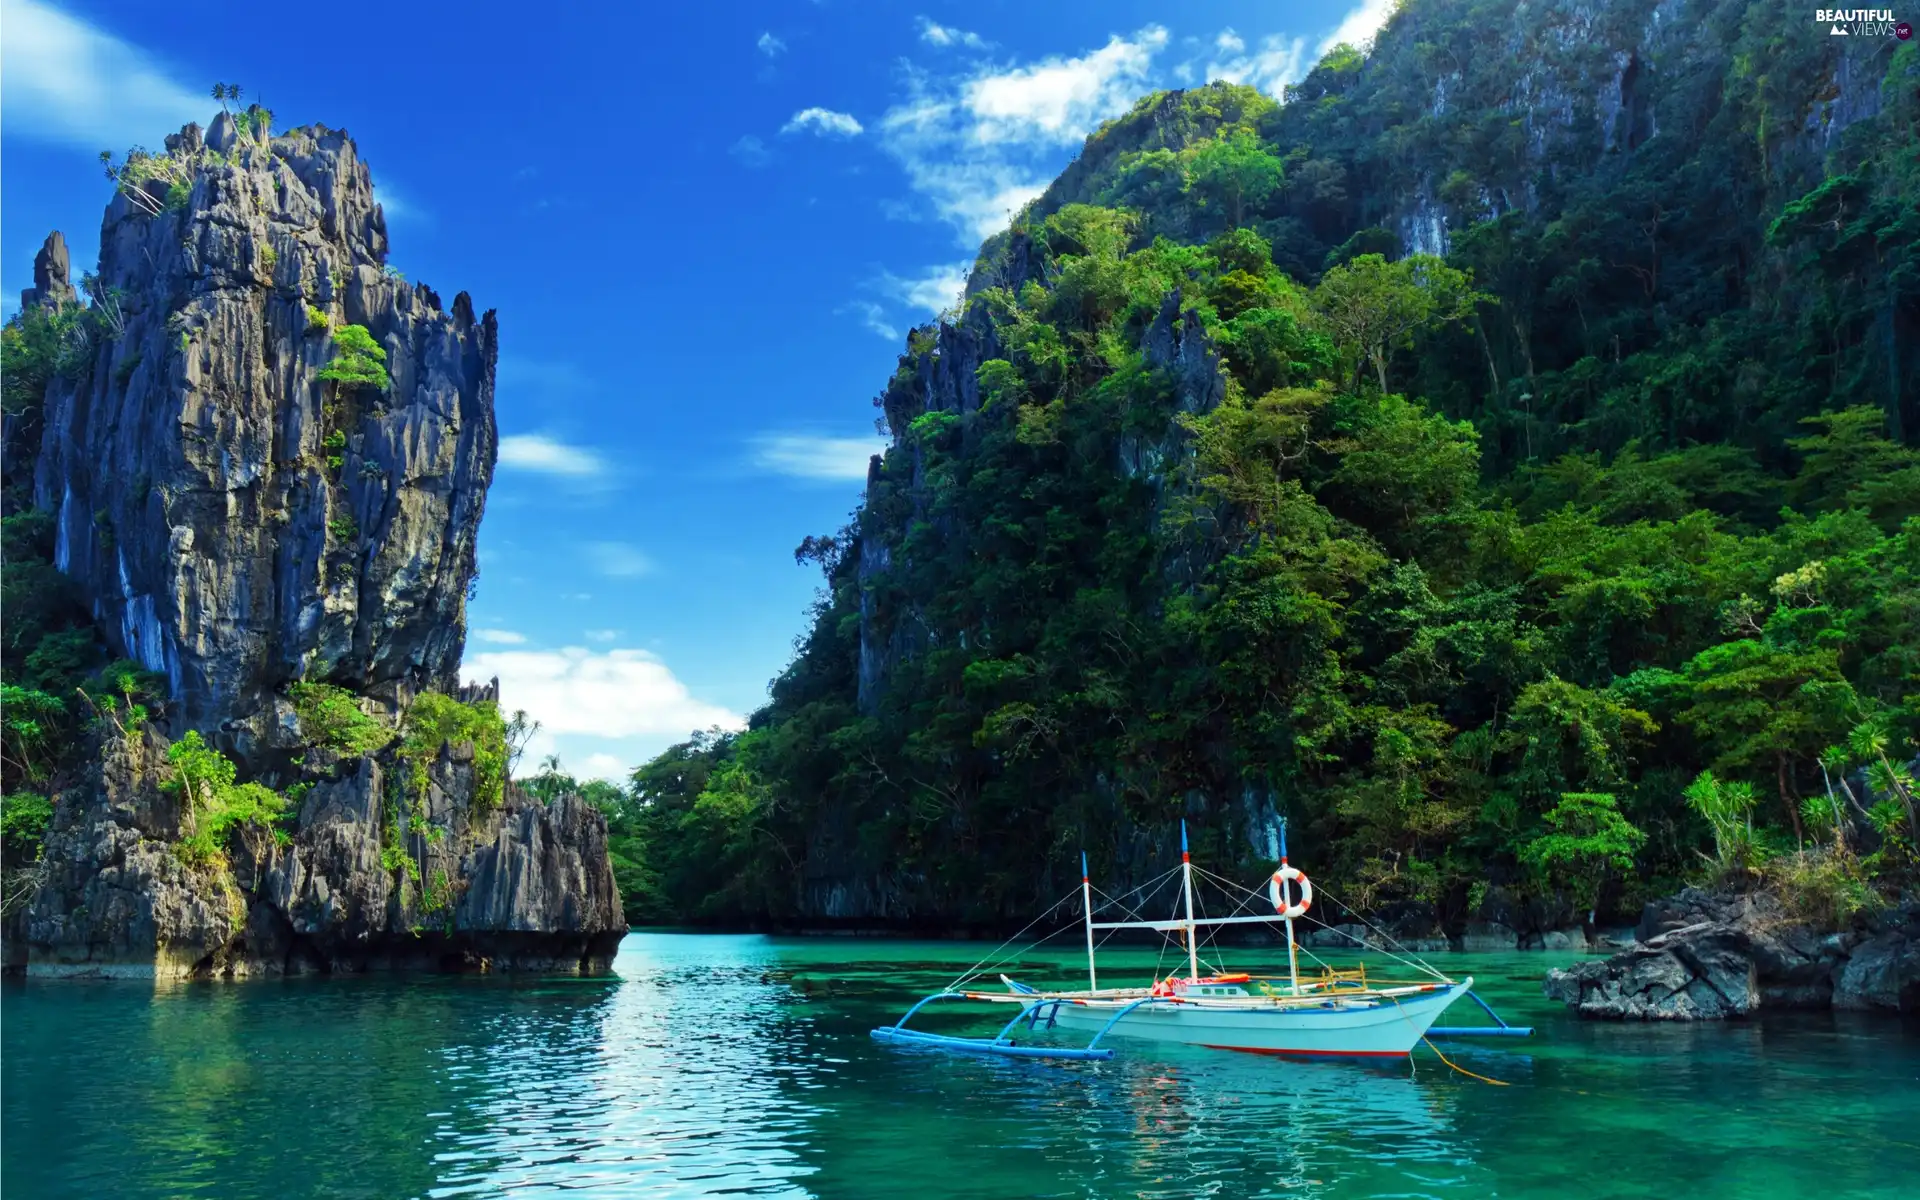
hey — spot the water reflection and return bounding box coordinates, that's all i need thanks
[426,941,823,1197]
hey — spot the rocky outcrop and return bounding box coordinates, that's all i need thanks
[1833,921,1920,1012]
[7,115,623,976]
[1544,923,1765,1020]
[15,726,624,978]
[1544,888,1920,1019]
[18,231,78,311]
[29,118,495,759]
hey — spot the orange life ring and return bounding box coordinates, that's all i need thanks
[1269,864,1313,918]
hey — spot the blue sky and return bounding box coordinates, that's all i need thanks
[2,0,1393,780]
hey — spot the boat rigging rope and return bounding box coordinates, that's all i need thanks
[1190,864,1449,984]
[1190,864,1340,979]
[1192,867,1263,974]
[949,863,1190,991]
[944,888,1081,991]
[1089,865,1187,966]
[1091,864,1212,979]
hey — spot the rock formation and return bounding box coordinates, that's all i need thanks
[18,231,77,311]
[32,116,492,758]
[19,726,622,977]
[5,115,625,977]
[1544,889,1920,1018]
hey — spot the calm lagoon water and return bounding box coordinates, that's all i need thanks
[4,932,1918,1198]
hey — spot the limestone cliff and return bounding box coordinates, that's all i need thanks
[5,114,624,976]
[32,114,492,756]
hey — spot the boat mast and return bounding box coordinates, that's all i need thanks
[1081,850,1097,991]
[1180,820,1200,982]
[1272,823,1301,996]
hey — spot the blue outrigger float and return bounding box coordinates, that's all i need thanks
[873,823,1532,1063]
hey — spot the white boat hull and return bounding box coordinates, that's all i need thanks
[1039,982,1469,1058]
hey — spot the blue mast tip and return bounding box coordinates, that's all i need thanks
[1180,820,1189,853]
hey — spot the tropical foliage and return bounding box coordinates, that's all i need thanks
[317,324,390,391]
[162,732,290,866]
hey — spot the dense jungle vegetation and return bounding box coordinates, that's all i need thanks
[617,0,1919,932]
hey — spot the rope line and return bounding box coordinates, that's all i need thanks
[1382,987,1511,1087]
[1422,1037,1511,1086]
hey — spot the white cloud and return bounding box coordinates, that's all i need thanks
[1,0,209,151]
[730,135,773,167]
[462,647,744,761]
[842,301,900,341]
[882,153,1048,243]
[1319,0,1398,57]
[752,434,888,482]
[757,31,787,57]
[579,753,630,783]
[878,261,970,317]
[498,434,607,478]
[782,107,864,137]
[877,27,1168,242]
[584,629,621,643]
[473,629,527,645]
[1204,31,1311,96]
[962,27,1167,146]
[918,17,987,49]
[587,542,654,578]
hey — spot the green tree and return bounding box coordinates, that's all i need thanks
[1184,128,1284,227]
[317,324,391,391]
[1520,792,1647,925]
[1311,254,1481,392]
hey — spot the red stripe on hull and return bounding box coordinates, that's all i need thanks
[1199,1043,1408,1059]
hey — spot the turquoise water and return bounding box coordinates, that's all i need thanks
[4,933,1918,1198]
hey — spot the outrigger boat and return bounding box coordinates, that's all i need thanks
[873,822,1531,1063]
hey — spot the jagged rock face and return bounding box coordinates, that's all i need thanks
[30,119,497,756]
[14,728,624,977]
[1544,888,1920,1018]
[14,730,240,976]
[1543,926,1762,1019]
